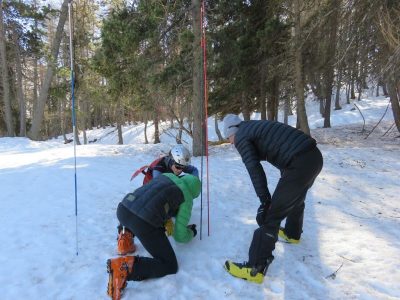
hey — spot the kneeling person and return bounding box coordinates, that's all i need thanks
[107,173,201,300]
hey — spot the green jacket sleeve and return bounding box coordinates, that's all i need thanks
[173,196,194,243]
[162,173,200,243]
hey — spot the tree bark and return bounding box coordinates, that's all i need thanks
[334,70,342,110]
[323,0,340,128]
[241,91,251,121]
[267,77,279,121]
[191,0,204,156]
[284,95,290,125]
[0,0,13,136]
[214,115,223,141]
[293,0,310,135]
[116,98,123,145]
[32,0,39,121]
[60,90,68,143]
[144,113,149,144]
[28,0,69,140]
[350,77,356,99]
[13,25,26,136]
[387,78,400,133]
[319,98,325,117]
[346,83,350,104]
[260,62,267,120]
[153,108,160,144]
[382,81,389,96]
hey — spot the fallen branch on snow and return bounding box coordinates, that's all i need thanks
[325,262,344,280]
[338,254,357,263]
[353,103,366,133]
[364,100,391,139]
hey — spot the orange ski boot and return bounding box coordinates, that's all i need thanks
[107,256,135,300]
[117,227,136,255]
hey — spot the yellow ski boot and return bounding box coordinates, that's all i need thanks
[278,227,300,244]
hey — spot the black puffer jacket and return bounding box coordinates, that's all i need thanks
[234,120,316,201]
[121,175,184,228]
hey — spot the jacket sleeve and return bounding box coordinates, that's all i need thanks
[172,197,194,243]
[183,165,199,178]
[235,137,271,202]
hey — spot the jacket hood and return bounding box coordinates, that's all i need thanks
[180,174,201,198]
[163,173,201,199]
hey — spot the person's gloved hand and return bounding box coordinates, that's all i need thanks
[187,224,197,237]
[165,219,174,236]
[256,201,271,226]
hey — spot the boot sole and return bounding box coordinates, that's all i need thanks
[278,228,300,244]
[223,261,263,284]
[107,259,113,297]
[107,258,130,299]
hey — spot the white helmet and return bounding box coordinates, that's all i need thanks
[170,145,191,167]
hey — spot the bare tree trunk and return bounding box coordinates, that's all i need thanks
[175,96,183,143]
[293,0,310,135]
[335,70,342,110]
[82,129,87,145]
[144,112,149,144]
[382,81,389,96]
[350,77,356,99]
[176,126,183,144]
[387,79,400,133]
[13,25,26,136]
[260,62,267,120]
[154,108,160,144]
[214,115,223,141]
[241,91,251,120]
[283,95,290,125]
[28,0,69,140]
[80,96,88,144]
[267,77,279,121]
[32,0,39,121]
[357,83,362,101]
[346,82,350,104]
[319,98,325,117]
[323,0,339,128]
[101,102,106,129]
[74,124,81,145]
[191,0,204,156]
[60,92,68,142]
[0,1,13,136]
[116,98,123,145]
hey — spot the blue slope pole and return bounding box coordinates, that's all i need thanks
[199,0,205,240]
[68,0,78,256]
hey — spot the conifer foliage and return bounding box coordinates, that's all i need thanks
[0,0,399,141]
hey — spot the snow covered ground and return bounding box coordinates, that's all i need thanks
[0,96,399,300]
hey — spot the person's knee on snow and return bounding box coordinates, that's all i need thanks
[107,173,201,297]
[164,258,178,275]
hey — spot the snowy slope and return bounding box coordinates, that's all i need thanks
[0,96,399,300]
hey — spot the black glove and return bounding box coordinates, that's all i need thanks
[259,194,271,204]
[187,224,197,237]
[256,201,271,226]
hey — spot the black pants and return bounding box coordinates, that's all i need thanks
[248,146,323,266]
[116,203,178,281]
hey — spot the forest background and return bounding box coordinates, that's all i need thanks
[0,0,399,155]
